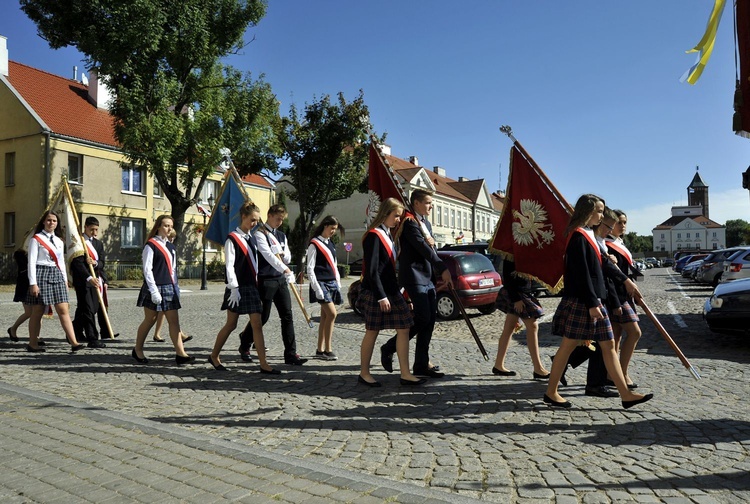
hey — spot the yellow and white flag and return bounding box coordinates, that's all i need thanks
[47,179,85,278]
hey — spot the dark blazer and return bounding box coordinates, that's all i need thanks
[564,232,628,308]
[397,215,447,287]
[361,231,400,300]
[71,238,106,289]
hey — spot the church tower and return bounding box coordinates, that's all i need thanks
[687,166,709,218]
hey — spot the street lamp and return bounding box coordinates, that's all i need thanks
[200,193,215,290]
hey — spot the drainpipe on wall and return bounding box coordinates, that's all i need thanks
[43,129,50,204]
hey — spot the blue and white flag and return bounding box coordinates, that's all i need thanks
[204,171,248,248]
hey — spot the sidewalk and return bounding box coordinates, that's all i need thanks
[0,381,479,504]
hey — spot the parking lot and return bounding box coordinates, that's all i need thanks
[0,267,748,502]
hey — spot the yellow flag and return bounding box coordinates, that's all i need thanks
[682,0,727,85]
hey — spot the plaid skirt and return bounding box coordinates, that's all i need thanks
[26,265,68,305]
[136,283,181,312]
[609,299,640,325]
[310,280,343,305]
[495,287,544,320]
[552,296,613,341]
[221,284,262,315]
[356,287,414,331]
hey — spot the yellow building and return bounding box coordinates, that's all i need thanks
[0,36,274,268]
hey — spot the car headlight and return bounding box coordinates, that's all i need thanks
[709,295,723,309]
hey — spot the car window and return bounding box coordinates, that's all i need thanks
[727,249,749,261]
[455,253,495,274]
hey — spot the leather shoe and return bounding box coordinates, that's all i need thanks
[88,340,106,349]
[400,377,427,386]
[358,375,382,388]
[622,393,653,409]
[207,355,227,371]
[414,367,445,378]
[260,367,282,375]
[70,344,85,352]
[238,347,253,362]
[7,327,19,342]
[585,386,619,398]
[131,348,148,364]
[380,344,394,373]
[606,379,638,390]
[543,394,571,408]
[26,344,45,353]
[181,335,193,343]
[492,367,516,376]
[175,354,195,365]
[37,339,46,347]
[533,371,551,380]
[284,354,308,365]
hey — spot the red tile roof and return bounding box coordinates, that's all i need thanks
[6,61,118,148]
[653,215,723,229]
[241,173,272,188]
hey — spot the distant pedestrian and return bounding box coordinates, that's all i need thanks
[545,194,653,409]
[25,211,84,352]
[358,198,425,387]
[7,249,36,344]
[307,215,344,361]
[132,215,193,365]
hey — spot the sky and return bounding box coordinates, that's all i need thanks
[3,1,750,235]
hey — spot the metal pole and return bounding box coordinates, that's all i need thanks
[200,213,208,290]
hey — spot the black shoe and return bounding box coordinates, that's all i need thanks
[238,347,253,362]
[358,375,382,388]
[260,367,282,375]
[26,344,45,353]
[623,393,654,409]
[7,327,19,342]
[585,386,619,398]
[175,354,195,365]
[37,339,46,347]
[182,335,193,343]
[533,371,551,380]
[380,344,394,373]
[207,355,227,371]
[543,394,572,408]
[605,379,638,390]
[87,340,106,349]
[284,354,308,365]
[492,367,516,376]
[131,348,148,364]
[400,377,427,386]
[110,333,120,339]
[414,367,445,378]
[70,344,85,352]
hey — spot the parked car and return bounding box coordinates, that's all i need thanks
[704,277,750,336]
[696,247,749,286]
[348,258,363,276]
[644,257,661,268]
[681,259,703,279]
[635,260,647,271]
[674,253,708,273]
[440,241,502,272]
[721,248,750,283]
[662,258,675,268]
[347,250,503,320]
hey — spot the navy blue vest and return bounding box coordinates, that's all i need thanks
[312,239,337,282]
[258,228,286,279]
[147,241,176,285]
[225,234,258,287]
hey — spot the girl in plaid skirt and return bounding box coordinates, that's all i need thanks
[209,202,279,375]
[357,198,424,387]
[132,215,193,365]
[25,211,85,352]
[545,195,653,409]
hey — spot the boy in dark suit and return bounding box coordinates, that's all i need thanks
[71,217,107,348]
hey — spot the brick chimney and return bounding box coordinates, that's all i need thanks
[409,155,419,166]
[0,35,8,77]
[88,69,113,109]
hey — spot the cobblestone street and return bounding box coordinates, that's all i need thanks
[1,268,748,503]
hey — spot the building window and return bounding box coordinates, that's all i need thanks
[3,213,15,246]
[443,207,448,226]
[450,209,455,228]
[661,233,665,239]
[122,165,144,194]
[436,206,442,226]
[4,152,15,186]
[201,180,220,203]
[153,178,162,197]
[68,153,83,184]
[677,233,681,239]
[463,212,467,230]
[712,232,717,237]
[121,218,144,248]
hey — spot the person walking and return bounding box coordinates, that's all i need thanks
[7,249,35,344]
[152,229,192,344]
[71,216,107,348]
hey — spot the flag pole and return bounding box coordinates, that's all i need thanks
[369,134,488,360]
[62,177,116,339]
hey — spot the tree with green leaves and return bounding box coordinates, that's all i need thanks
[276,91,372,269]
[623,232,653,254]
[725,219,750,247]
[21,0,282,248]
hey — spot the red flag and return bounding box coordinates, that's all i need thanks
[490,144,572,294]
[366,142,408,225]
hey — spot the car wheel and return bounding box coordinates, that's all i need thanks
[477,303,497,315]
[436,292,459,320]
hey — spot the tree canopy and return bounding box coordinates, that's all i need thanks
[725,219,750,247]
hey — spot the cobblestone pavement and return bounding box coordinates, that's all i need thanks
[1,268,748,503]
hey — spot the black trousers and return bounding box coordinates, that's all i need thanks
[240,277,297,358]
[381,284,436,372]
[73,284,100,341]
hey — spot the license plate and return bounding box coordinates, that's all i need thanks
[479,278,494,287]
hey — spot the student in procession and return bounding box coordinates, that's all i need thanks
[132,215,193,365]
[71,216,107,348]
[307,215,344,361]
[380,189,452,378]
[605,209,643,389]
[545,194,653,409]
[238,204,306,366]
[358,198,426,387]
[25,211,85,352]
[491,258,550,380]
[7,249,36,344]
[208,202,280,374]
[152,229,192,344]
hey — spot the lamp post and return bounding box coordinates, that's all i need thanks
[200,194,214,290]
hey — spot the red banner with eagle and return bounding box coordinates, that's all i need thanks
[366,140,409,225]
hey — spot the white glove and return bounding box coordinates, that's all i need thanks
[228,287,241,308]
[285,272,296,285]
[150,290,162,305]
[315,290,325,301]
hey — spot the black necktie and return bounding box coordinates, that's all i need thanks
[47,233,55,245]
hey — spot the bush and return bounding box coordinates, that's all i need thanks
[337,264,350,278]
[207,256,225,280]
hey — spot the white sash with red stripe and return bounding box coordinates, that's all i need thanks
[34,234,63,271]
[229,231,258,283]
[148,237,176,285]
[311,237,340,284]
[573,228,602,264]
[605,237,633,266]
[369,228,396,267]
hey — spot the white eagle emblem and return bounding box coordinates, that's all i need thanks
[512,199,555,249]
[365,190,381,225]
